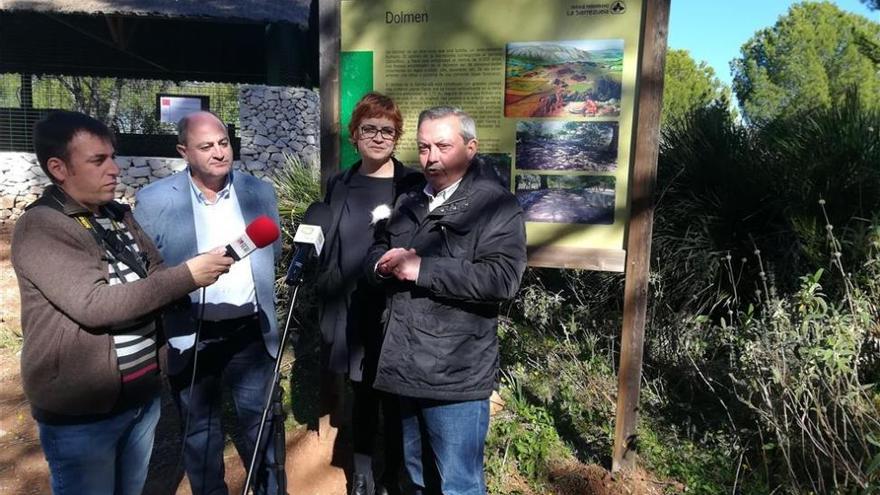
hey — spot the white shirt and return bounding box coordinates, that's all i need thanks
[188,170,257,321]
[423,177,463,212]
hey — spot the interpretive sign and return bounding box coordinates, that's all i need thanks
[339,0,646,271]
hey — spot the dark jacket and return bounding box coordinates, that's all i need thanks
[365,162,527,401]
[316,157,423,381]
[11,186,198,417]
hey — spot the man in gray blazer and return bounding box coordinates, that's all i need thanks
[134,111,283,495]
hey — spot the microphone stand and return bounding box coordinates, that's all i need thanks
[242,261,305,495]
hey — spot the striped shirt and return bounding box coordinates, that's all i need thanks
[93,216,159,384]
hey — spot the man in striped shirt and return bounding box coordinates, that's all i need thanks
[11,111,234,495]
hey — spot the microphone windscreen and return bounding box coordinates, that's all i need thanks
[245,215,280,248]
[301,202,333,232]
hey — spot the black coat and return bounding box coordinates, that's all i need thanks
[365,162,527,401]
[316,158,423,382]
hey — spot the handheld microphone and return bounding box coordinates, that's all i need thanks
[285,202,332,285]
[225,215,280,261]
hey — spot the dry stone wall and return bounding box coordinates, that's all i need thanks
[0,85,319,224]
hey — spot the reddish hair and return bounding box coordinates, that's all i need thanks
[348,92,404,146]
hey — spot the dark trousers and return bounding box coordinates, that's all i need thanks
[351,380,404,494]
[170,318,281,495]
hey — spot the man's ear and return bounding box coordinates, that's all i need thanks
[176,143,188,160]
[46,157,69,183]
[466,139,478,160]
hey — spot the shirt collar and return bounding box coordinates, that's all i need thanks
[188,167,233,205]
[423,177,463,202]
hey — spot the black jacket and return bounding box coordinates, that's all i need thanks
[365,162,527,401]
[316,158,423,381]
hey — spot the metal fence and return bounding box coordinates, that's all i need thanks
[0,73,243,156]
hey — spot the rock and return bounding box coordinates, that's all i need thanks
[128,166,151,178]
[253,135,273,147]
[0,196,14,209]
[153,168,172,178]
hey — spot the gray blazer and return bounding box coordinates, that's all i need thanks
[134,169,282,375]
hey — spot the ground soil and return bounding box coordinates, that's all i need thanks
[0,224,672,495]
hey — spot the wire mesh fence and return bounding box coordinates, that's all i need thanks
[0,73,243,155]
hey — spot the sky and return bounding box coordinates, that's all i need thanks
[667,0,879,88]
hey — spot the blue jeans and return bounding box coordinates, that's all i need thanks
[400,397,490,495]
[37,396,160,495]
[170,320,280,495]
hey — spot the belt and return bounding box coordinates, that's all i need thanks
[198,314,260,340]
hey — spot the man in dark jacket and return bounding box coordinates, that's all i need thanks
[366,107,527,495]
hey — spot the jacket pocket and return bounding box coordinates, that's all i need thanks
[436,220,473,258]
[409,320,486,388]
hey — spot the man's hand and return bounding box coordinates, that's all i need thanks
[376,247,421,282]
[185,247,234,287]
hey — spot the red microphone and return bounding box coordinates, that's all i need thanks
[224,215,280,261]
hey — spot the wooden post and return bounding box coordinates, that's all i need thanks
[318,0,341,192]
[612,0,670,473]
[316,0,343,438]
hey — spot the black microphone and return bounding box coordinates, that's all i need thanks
[285,202,332,285]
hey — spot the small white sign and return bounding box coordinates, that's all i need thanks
[158,96,206,125]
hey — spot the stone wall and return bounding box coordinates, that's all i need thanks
[0,153,194,221]
[239,85,320,174]
[0,85,319,224]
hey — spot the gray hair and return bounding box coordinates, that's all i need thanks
[417,106,477,142]
[177,111,224,145]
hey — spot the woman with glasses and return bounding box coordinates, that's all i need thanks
[315,92,422,495]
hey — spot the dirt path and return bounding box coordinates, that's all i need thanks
[0,343,350,495]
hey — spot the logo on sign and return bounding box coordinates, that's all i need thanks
[610,1,626,14]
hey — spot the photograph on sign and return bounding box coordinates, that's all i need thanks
[516,174,615,225]
[340,0,644,270]
[515,121,618,172]
[504,39,623,118]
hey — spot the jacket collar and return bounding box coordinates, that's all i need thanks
[30,184,127,220]
[401,159,481,219]
[341,156,413,184]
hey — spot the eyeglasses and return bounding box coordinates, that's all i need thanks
[359,125,397,140]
